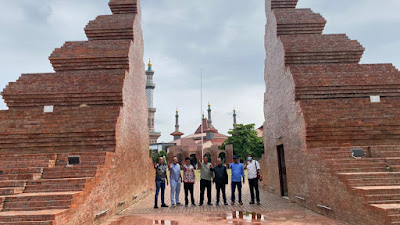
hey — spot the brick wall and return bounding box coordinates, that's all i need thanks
[263,0,400,224]
[0,0,153,224]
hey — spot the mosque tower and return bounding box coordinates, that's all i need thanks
[146,59,161,144]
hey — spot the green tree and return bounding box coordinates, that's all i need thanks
[220,124,264,160]
[152,150,168,163]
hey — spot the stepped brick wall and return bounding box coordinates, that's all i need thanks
[263,0,400,224]
[0,0,154,224]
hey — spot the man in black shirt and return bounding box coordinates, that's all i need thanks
[211,158,228,205]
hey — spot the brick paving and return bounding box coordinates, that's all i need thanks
[102,180,343,225]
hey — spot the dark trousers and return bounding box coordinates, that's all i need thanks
[184,183,195,205]
[215,182,227,203]
[154,181,165,206]
[248,178,260,202]
[231,181,242,203]
[200,179,212,204]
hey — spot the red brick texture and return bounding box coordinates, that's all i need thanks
[263,0,400,224]
[0,0,154,224]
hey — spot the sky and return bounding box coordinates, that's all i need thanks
[0,0,399,143]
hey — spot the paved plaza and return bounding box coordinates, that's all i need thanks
[102,180,342,225]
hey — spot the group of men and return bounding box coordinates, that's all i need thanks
[153,154,261,208]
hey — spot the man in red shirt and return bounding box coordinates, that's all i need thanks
[182,157,196,207]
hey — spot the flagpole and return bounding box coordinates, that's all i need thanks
[200,68,204,161]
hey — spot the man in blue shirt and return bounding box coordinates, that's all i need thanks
[229,155,245,205]
[169,156,183,207]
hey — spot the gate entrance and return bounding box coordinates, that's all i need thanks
[277,145,288,197]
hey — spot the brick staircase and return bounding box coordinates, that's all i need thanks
[322,146,400,224]
[0,151,107,224]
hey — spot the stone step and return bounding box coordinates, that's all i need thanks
[0,168,43,175]
[0,187,24,196]
[24,178,86,193]
[338,172,400,179]
[0,209,62,223]
[371,204,400,215]
[354,186,400,195]
[42,167,97,179]
[366,194,400,202]
[348,177,400,187]
[0,181,26,188]
[2,192,76,211]
[0,174,41,181]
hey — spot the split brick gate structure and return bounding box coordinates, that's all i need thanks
[263,0,400,224]
[0,0,153,224]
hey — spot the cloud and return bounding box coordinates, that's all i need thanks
[0,0,399,144]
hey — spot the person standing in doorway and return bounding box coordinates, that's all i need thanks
[169,156,182,207]
[211,158,228,205]
[245,154,261,205]
[154,157,168,208]
[182,157,196,207]
[197,154,213,206]
[230,155,245,205]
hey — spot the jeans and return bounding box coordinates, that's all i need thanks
[200,179,212,204]
[170,180,181,205]
[248,178,260,202]
[231,181,242,203]
[154,180,166,206]
[184,183,195,205]
[215,182,227,203]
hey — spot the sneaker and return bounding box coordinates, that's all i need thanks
[154,206,158,209]
[239,202,243,205]
[161,204,169,208]
[257,202,261,205]
[171,204,175,207]
[176,203,183,206]
[249,201,255,205]
[224,202,229,205]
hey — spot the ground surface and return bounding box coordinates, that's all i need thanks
[102,171,343,225]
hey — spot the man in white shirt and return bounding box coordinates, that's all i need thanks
[245,154,261,205]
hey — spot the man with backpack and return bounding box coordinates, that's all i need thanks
[245,154,261,205]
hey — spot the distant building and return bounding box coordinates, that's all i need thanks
[256,125,264,138]
[168,104,233,166]
[145,59,161,144]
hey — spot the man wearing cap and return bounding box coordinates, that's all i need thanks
[229,155,245,205]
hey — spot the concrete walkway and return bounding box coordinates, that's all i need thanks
[102,181,342,225]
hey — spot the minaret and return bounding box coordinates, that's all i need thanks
[146,59,161,144]
[207,102,212,128]
[233,108,237,128]
[206,103,215,140]
[171,110,184,140]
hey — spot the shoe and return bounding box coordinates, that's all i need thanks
[207,203,213,206]
[171,204,175,207]
[161,204,169,208]
[231,202,235,205]
[239,202,243,205]
[199,203,203,206]
[192,203,196,206]
[154,206,158,209]
[224,202,229,205]
[176,203,183,206]
[249,201,255,205]
[216,202,220,206]
[185,204,188,207]
[257,202,261,205]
